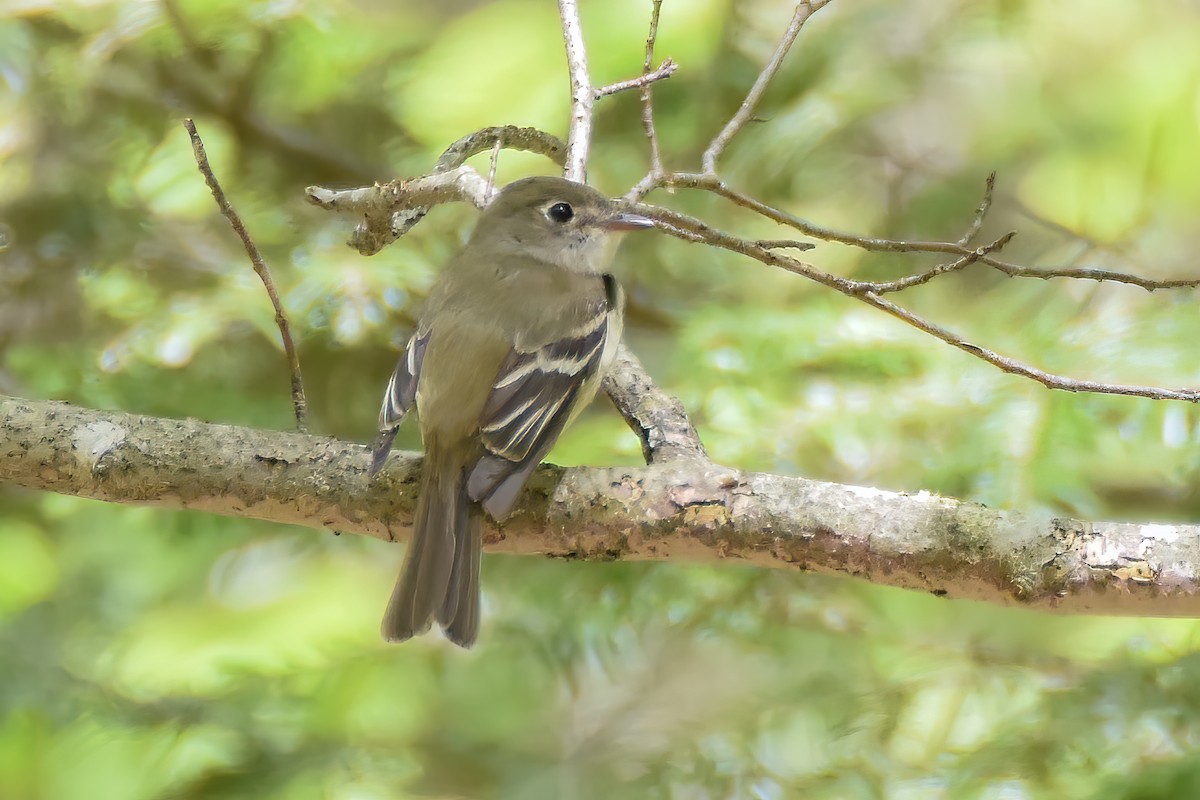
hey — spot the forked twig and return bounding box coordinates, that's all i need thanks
[866,232,1015,294]
[657,172,1200,291]
[631,201,1200,403]
[594,58,677,98]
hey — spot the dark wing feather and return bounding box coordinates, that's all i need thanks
[469,384,582,519]
[468,311,609,519]
[370,329,430,477]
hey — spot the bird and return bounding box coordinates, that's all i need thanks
[369,175,654,647]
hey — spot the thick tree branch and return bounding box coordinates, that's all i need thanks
[602,345,707,464]
[5,393,1200,616]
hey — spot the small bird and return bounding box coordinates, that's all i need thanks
[370,176,654,647]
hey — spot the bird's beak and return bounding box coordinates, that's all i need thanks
[602,211,656,231]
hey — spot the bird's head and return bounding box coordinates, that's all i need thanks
[470,176,654,274]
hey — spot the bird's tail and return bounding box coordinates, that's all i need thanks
[381,445,482,648]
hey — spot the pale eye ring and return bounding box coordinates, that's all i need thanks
[547,202,574,223]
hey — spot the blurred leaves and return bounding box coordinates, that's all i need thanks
[3,0,1200,797]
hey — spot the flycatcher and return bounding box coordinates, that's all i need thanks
[370,176,653,648]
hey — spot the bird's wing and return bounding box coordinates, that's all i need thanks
[370,328,430,476]
[467,305,612,520]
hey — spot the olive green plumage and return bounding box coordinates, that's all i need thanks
[371,176,653,647]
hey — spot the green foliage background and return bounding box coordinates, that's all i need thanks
[3,0,1200,797]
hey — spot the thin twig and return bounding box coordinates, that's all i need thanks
[633,202,1200,403]
[594,58,677,98]
[392,126,566,245]
[755,239,815,251]
[859,291,1200,402]
[637,202,855,292]
[485,139,502,201]
[958,171,996,246]
[657,172,1200,292]
[305,0,1200,425]
[638,0,666,187]
[184,118,309,432]
[558,0,593,182]
[979,260,1200,290]
[866,232,1015,294]
[701,0,832,173]
[627,170,665,203]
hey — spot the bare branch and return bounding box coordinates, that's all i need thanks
[635,202,1200,404]
[594,57,677,99]
[661,172,1200,292]
[958,171,996,246]
[977,259,1200,291]
[639,0,667,181]
[627,170,666,203]
[435,125,566,172]
[637,201,856,293]
[306,164,491,256]
[701,0,833,173]
[304,126,567,256]
[558,0,593,181]
[858,291,1200,402]
[184,118,309,432]
[485,138,502,201]
[305,3,1200,468]
[603,345,707,463]
[755,239,815,252]
[8,393,1200,616]
[865,232,1015,294]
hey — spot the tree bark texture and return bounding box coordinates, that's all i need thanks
[3,394,1200,616]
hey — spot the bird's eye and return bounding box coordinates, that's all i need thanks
[547,202,574,223]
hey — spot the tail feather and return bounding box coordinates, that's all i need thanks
[438,506,483,647]
[381,448,481,647]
